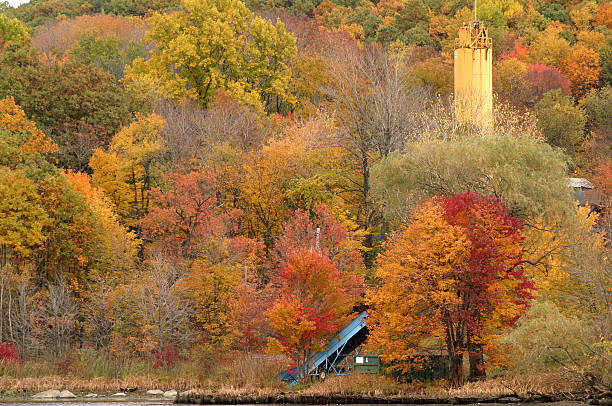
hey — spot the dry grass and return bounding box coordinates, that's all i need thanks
[0,354,584,398]
[296,370,583,398]
[0,375,158,392]
[299,373,579,398]
[177,371,586,405]
[428,372,582,397]
[300,374,410,396]
[199,355,287,392]
[0,354,287,393]
[0,369,202,392]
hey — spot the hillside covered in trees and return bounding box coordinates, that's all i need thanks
[0,0,610,395]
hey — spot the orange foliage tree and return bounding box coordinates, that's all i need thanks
[561,46,601,98]
[65,171,139,281]
[368,192,533,387]
[594,2,612,28]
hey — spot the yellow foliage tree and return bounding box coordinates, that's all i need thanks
[124,0,296,113]
[239,118,339,251]
[529,23,571,67]
[0,97,55,268]
[65,171,140,283]
[0,15,30,52]
[570,2,597,31]
[525,205,600,305]
[576,30,606,52]
[0,168,49,260]
[289,55,328,116]
[89,150,133,223]
[91,113,166,225]
[493,58,529,106]
[184,236,263,351]
[0,97,57,158]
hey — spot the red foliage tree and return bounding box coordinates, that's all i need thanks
[525,64,571,104]
[153,343,180,369]
[273,203,364,275]
[437,192,534,379]
[368,192,533,386]
[141,171,241,258]
[501,40,529,62]
[265,251,361,381]
[233,279,270,352]
[142,171,270,352]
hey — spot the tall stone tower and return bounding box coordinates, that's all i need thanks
[454,21,493,128]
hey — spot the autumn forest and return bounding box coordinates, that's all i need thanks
[0,0,610,396]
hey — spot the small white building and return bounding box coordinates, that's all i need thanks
[568,178,603,209]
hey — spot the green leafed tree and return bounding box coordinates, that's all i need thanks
[0,49,133,170]
[124,0,297,113]
[580,86,612,133]
[0,14,30,51]
[69,31,147,80]
[371,135,574,226]
[535,89,586,158]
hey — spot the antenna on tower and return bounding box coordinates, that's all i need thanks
[474,0,477,20]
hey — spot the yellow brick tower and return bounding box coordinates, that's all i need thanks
[454,20,493,128]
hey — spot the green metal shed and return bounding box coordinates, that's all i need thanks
[353,355,380,374]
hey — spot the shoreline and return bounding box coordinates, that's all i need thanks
[0,400,172,404]
[176,391,608,405]
[2,373,610,406]
[0,391,608,405]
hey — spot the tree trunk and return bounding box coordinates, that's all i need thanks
[131,166,138,210]
[0,269,4,342]
[361,151,374,269]
[8,286,13,342]
[448,351,464,388]
[467,339,486,380]
[445,320,465,387]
